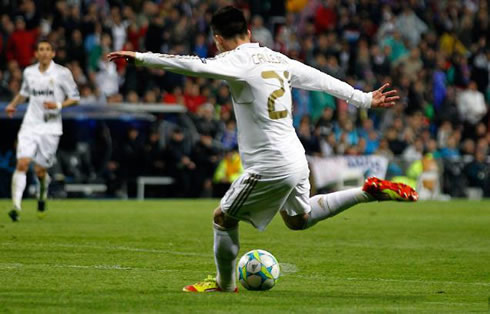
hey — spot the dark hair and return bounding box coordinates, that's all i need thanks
[35,38,55,51]
[211,6,248,39]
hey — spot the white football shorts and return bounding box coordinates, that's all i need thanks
[220,167,311,231]
[17,130,60,168]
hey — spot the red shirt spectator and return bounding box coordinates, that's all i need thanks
[315,1,337,32]
[6,17,38,68]
[184,93,207,113]
[162,87,184,104]
[127,22,148,51]
[163,92,177,104]
[183,81,206,113]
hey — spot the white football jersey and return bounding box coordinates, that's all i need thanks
[19,61,80,135]
[136,43,371,175]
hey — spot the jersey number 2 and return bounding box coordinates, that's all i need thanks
[261,71,289,120]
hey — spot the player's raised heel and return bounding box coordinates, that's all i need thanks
[8,209,20,222]
[183,275,238,293]
[362,177,418,202]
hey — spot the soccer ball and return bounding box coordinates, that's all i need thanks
[237,249,280,291]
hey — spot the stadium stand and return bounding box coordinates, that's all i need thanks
[0,0,488,199]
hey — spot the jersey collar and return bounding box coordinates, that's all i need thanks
[37,60,55,74]
[236,42,260,50]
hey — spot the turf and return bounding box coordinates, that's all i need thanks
[0,199,489,313]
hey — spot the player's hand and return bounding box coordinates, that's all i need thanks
[107,51,136,63]
[370,83,399,108]
[44,102,59,110]
[5,103,16,118]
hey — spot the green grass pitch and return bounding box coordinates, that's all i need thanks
[1,199,489,313]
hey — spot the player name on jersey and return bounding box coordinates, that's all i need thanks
[251,53,288,65]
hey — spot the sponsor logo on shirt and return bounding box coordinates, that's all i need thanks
[31,89,54,97]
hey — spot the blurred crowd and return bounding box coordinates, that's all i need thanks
[0,0,489,197]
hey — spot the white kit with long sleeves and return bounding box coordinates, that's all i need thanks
[136,43,372,229]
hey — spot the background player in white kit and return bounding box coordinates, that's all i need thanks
[5,40,80,222]
[108,7,418,292]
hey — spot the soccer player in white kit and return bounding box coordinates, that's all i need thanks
[5,40,80,222]
[108,6,418,292]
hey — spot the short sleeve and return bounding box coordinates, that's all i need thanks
[19,71,30,97]
[60,68,80,100]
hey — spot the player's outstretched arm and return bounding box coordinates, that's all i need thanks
[289,59,399,109]
[5,94,27,118]
[107,50,244,81]
[107,51,136,63]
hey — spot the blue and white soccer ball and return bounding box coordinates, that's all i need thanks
[237,249,280,291]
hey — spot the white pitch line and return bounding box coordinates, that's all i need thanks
[288,274,490,287]
[339,276,490,287]
[0,262,187,272]
[4,242,486,287]
[279,263,298,275]
[345,278,490,287]
[53,264,132,270]
[0,263,23,269]
[0,242,211,257]
[424,301,484,306]
[319,241,490,254]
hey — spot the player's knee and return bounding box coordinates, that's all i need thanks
[34,166,46,178]
[282,212,308,231]
[35,169,46,179]
[285,220,307,231]
[16,159,30,172]
[213,208,223,225]
[213,207,238,229]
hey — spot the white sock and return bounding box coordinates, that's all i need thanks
[306,187,373,228]
[37,174,50,201]
[12,170,27,210]
[213,223,239,291]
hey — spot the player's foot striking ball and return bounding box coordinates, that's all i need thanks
[363,177,419,202]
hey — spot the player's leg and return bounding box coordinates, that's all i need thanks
[33,134,60,216]
[183,172,272,292]
[213,207,239,291]
[306,177,418,228]
[9,158,31,221]
[305,187,373,228]
[281,187,372,229]
[12,158,31,211]
[33,164,49,215]
[183,207,239,292]
[281,177,418,230]
[9,131,37,221]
